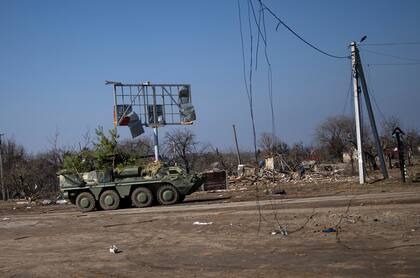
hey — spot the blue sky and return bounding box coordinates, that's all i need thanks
[1,0,419,153]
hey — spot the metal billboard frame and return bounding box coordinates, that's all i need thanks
[106,81,195,161]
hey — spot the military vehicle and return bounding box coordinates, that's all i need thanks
[58,162,205,212]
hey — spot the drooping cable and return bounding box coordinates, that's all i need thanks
[258,0,350,59]
[360,48,420,63]
[342,68,353,116]
[238,0,267,233]
[367,62,420,66]
[362,41,420,46]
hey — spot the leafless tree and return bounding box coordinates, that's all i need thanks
[258,132,289,157]
[315,115,354,161]
[288,142,311,169]
[163,129,199,173]
[380,116,402,150]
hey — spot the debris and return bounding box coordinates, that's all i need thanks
[227,163,354,190]
[411,229,415,232]
[109,245,121,254]
[193,221,213,225]
[26,206,31,209]
[412,172,420,182]
[41,199,52,205]
[103,219,156,228]
[322,228,337,233]
[16,201,29,205]
[14,236,30,240]
[271,228,288,236]
[56,199,68,205]
[2,217,10,221]
[271,188,286,195]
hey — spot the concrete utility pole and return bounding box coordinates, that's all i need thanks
[357,55,389,180]
[0,133,5,201]
[350,41,389,184]
[350,42,366,184]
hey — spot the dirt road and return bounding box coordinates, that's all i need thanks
[1,190,420,277]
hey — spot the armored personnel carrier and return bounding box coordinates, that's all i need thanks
[58,162,205,212]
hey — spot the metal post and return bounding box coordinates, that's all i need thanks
[393,127,407,182]
[0,133,5,201]
[153,127,159,161]
[152,86,160,161]
[356,51,389,179]
[350,42,365,184]
[113,85,118,128]
[232,125,242,165]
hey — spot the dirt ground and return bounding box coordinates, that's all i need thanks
[1,179,420,277]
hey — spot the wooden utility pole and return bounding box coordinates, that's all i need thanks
[232,125,242,165]
[0,133,5,201]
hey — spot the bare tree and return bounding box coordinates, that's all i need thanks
[315,115,354,161]
[163,129,199,173]
[0,138,28,199]
[288,142,311,169]
[258,132,289,157]
[405,129,420,163]
[380,116,401,150]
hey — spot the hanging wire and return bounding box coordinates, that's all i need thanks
[364,63,387,122]
[238,0,267,234]
[362,41,420,46]
[367,62,420,66]
[258,0,350,59]
[342,69,353,116]
[360,48,420,63]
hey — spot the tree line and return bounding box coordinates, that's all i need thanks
[1,115,419,200]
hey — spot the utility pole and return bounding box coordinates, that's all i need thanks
[232,125,242,165]
[357,53,389,179]
[393,127,407,182]
[350,42,365,184]
[350,41,389,183]
[0,133,5,201]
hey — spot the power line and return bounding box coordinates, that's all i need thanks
[238,0,267,233]
[363,41,420,46]
[360,48,420,63]
[258,0,349,59]
[249,0,276,137]
[238,0,251,101]
[364,60,387,122]
[368,62,420,66]
[342,68,353,116]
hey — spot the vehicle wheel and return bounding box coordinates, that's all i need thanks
[131,187,153,208]
[75,192,96,212]
[157,184,179,205]
[178,194,186,203]
[99,190,120,210]
[69,197,76,205]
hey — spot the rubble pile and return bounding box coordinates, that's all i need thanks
[228,164,356,190]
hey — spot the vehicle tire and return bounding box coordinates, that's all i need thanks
[131,187,154,208]
[75,192,96,212]
[156,184,179,205]
[99,190,120,210]
[178,194,186,203]
[69,197,76,205]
